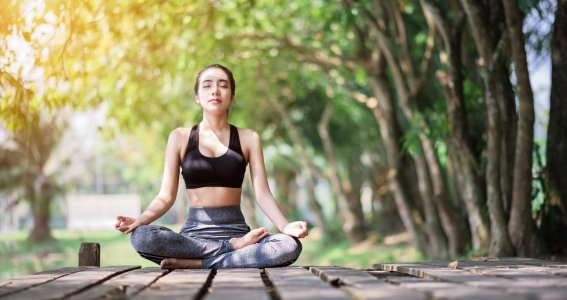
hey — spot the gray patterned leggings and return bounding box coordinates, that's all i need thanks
[130,205,302,269]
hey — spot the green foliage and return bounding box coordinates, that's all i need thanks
[1,0,560,257]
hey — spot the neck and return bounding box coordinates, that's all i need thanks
[201,113,229,133]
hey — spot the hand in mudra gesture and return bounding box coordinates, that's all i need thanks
[282,221,308,238]
[115,216,141,234]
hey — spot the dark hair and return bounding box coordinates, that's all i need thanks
[194,64,236,97]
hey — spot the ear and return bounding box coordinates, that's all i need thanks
[195,96,200,104]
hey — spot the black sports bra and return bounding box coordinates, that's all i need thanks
[181,124,247,189]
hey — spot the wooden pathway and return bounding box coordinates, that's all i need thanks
[1,258,565,299]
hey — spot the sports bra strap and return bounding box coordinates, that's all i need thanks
[229,125,243,154]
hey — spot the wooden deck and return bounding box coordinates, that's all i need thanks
[1,258,565,299]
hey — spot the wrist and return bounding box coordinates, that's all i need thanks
[278,222,289,232]
[136,216,148,226]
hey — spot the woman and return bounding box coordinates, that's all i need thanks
[115,64,307,269]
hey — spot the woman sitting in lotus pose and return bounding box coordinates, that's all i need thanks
[115,64,307,269]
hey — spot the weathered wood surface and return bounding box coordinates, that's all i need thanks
[0,259,565,299]
[266,267,348,299]
[376,258,567,300]
[0,267,89,298]
[205,268,270,300]
[78,243,101,267]
[1,266,139,300]
[67,267,169,300]
[133,269,211,300]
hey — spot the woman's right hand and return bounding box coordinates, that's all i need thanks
[115,216,141,234]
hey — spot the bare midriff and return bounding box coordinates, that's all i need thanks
[186,187,242,208]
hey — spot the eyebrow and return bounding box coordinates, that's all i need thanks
[202,79,229,84]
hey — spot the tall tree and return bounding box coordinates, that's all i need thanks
[0,113,67,242]
[461,0,515,255]
[545,0,567,254]
[502,0,542,256]
[421,0,481,255]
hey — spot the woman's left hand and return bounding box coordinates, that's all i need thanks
[282,221,308,238]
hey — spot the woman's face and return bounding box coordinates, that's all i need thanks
[195,67,233,114]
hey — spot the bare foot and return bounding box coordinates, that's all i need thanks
[229,227,269,250]
[160,258,203,269]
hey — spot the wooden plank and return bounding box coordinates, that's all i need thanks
[0,267,89,298]
[66,267,169,299]
[463,266,567,284]
[420,259,567,284]
[376,263,514,288]
[493,280,567,299]
[266,267,348,300]
[2,266,139,300]
[500,286,567,300]
[395,281,526,300]
[375,262,567,299]
[311,267,427,300]
[544,264,567,268]
[205,269,269,300]
[385,277,433,284]
[133,269,211,300]
[366,270,415,279]
[421,258,567,270]
[515,265,567,277]
[311,266,378,285]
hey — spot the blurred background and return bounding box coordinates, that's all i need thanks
[1,0,566,280]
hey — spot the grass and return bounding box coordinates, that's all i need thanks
[0,227,422,280]
[0,229,155,280]
[295,229,424,267]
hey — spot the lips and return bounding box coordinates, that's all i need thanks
[208,98,221,103]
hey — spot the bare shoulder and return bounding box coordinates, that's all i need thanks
[169,127,191,141]
[236,127,262,162]
[166,127,192,150]
[236,127,261,146]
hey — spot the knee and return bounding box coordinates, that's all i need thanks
[274,234,303,261]
[130,225,154,253]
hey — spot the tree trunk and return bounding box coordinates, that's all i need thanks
[318,101,366,242]
[461,0,515,255]
[544,0,567,255]
[412,142,448,258]
[495,62,517,217]
[503,0,542,256]
[368,74,428,255]
[421,0,474,257]
[28,196,52,242]
[421,134,467,256]
[484,77,515,256]
[427,3,490,252]
[369,11,444,255]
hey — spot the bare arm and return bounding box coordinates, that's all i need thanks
[115,128,183,233]
[246,129,308,237]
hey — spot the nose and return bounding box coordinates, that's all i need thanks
[211,84,220,96]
